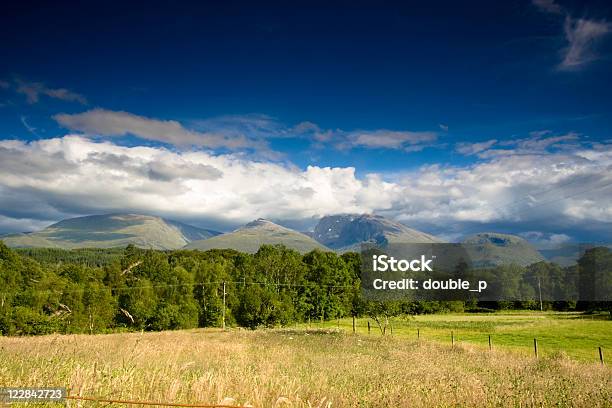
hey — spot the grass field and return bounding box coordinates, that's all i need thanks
[0,313,610,407]
[310,311,612,362]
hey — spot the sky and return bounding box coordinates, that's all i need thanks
[0,0,611,246]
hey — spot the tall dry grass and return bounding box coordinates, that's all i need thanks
[0,328,610,407]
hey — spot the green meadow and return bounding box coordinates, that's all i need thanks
[309,311,612,362]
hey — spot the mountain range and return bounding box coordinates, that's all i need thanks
[185,218,327,253]
[314,213,441,252]
[0,214,219,250]
[461,232,545,267]
[1,212,559,264]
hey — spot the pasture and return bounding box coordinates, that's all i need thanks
[0,312,610,407]
[315,311,612,362]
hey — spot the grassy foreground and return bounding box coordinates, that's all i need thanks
[1,326,610,407]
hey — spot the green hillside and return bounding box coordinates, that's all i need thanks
[1,213,219,250]
[185,219,329,253]
[462,232,545,267]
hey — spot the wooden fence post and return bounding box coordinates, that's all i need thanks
[599,346,604,365]
[367,321,371,335]
[534,338,538,358]
[451,331,454,348]
[488,334,492,351]
[352,316,356,334]
[222,281,226,330]
[417,328,420,339]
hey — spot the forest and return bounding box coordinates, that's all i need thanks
[0,241,610,335]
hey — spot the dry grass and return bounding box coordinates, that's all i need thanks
[0,328,610,407]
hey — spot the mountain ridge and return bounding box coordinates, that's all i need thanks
[313,213,442,252]
[1,214,547,266]
[1,213,220,250]
[185,218,328,253]
[461,232,545,267]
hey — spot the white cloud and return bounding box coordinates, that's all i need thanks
[532,1,611,70]
[338,130,438,151]
[0,136,383,227]
[457,132,581,158]
[54,109,270,151]
[456,139,497,155]
[20,116,38,136]
[192,114,289,139]
[560,17,611,70]
[0,214,52,234]
[520,231,571,249]
[532,0,563,15]
[15,79,87,104]
[0,135,610,237]
[55,109,442,155]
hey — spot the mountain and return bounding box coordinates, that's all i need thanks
[313,214,442,252]
[185,218,329,253]
[1,214,220,250]
[462,232,545,267]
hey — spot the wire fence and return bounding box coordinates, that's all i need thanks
[318,317,607,365]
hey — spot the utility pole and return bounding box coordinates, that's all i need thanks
[222,281,226,330]
[537,277,543,312]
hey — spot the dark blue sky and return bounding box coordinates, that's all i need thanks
[0,0,611,244]
[2,1,611,147]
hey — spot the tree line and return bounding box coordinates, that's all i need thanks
[0,241,609,335]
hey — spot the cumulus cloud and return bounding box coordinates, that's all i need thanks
[0,136,388,227]
[560,17,611,70]
[0,135,610,240]
[146,160,223,181]
[15,79,87,104]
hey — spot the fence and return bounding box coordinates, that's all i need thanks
[311,318,607,365]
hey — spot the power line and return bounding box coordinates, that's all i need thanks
[2,280,358,295]
[1,267,600,298]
